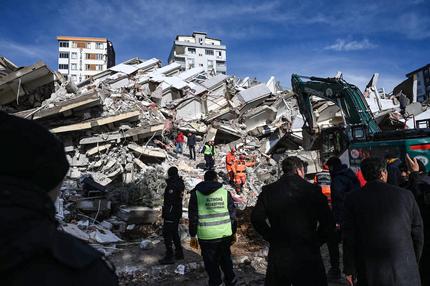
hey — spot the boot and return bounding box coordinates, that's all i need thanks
[175,248,184,260]
[327,267,341,281]
[159,251,175,265]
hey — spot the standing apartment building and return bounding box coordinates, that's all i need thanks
[57,36,115,83]
[168,32,227,74]
[406,64,430,102]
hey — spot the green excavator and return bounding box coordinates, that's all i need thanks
[291,74,430,171]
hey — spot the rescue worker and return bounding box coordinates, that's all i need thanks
[159,167,185,265]
[251,156,334,286]
[188,170,237,286]
[202,141,215,170]
[187,132,197,160]
[233,154,255,193]
[225,147,236,183]
[314,164,332,204]
[0,111,118,286]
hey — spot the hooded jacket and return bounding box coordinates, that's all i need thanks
[188,181,236,240]
[0,178,118,286]
[330,165,361,225]
[162,175,185,221]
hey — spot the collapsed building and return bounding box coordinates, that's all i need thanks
[1,55,428,251]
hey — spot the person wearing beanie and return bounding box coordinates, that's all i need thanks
[159,166,185,264]
[0,111,118,286]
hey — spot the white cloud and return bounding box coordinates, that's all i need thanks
[324,39,378,51]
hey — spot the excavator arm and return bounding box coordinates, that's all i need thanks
[291,74,381,136]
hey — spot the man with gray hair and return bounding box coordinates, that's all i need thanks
[252,156,334,286]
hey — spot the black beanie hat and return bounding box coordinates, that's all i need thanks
[0,111,69,192]
[167,166,179,177]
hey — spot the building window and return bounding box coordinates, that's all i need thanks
[96,54,104,60]
[187,58,195,69]
[72,42,77,48]
[205,49,214,56]
[71,52,77,59]
[71,63,77,70]
[85,75,90,79]
[96,65,103,71]
[188,48,196,54]
[59,52,69,58]
[216,51,222,58]
[96,42,104,49]
[59,41,69,48]
[208,60,214,69]
[58,64,69,70]
[86,42,92,49]
[71,75,77,81]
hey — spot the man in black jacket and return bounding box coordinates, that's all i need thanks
[406,154,430,285]
[343,157,423,286]
[188,170,237,286]
[0,111,118,286]
[251,156,334,286]
[187,132,197,160]
[325,156,361,280]
[159,166,185,264]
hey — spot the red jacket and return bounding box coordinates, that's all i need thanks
[176,133,185,143]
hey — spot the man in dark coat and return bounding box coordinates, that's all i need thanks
[187,132,197,160]
[251,156,334,286]
[159,166,185,264]
[188,170,237,286]
[406,154,430,285]
[0,111,118,286]
[325,156,361,280]
[386,154,402,186]
[343,157,423,286]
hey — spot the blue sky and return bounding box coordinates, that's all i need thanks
[1,0,429,91]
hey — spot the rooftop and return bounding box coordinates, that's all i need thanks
[56,36,108,43]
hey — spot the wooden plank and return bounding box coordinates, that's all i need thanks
[15,94,100,120]
[86,144,111,156]
[127,143,166,159]
[50,110,140,134]
[79,123,164,145]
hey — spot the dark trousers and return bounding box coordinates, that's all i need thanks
[327,229,340,270]
[204,155,214,170]
[189,145,196,160]
[265,247,327,286]
[162,220,182,255]
[200,238,236,286]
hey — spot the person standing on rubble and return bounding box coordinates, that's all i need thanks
[188,170,237,286]
[343,157,423,286]
[175,131,185,154]
[251,156,334,286]
[202,140,215,170]
[0,111,118,286]
[233,154,255,193]
[325,156,361,281]
[187,132,197,160]
[159,167,185,265]
[225,147,236,183]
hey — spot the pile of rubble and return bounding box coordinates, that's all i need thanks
[2,55,428,256]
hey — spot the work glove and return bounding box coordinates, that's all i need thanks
[190,237,199,250]
[230,233,237,245]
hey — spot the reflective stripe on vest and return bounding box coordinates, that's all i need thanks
[196,187,232,240]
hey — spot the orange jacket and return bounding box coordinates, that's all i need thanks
[226,152,236,171]
[234,160,246,173]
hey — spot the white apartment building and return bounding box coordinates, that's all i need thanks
[168,32,227,74]
[57,36,115,83]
